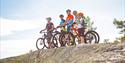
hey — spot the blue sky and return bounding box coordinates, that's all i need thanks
[0,0,125,59]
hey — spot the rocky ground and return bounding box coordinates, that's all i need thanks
[0,42,125,63]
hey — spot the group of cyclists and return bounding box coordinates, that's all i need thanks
[40,9,89,48]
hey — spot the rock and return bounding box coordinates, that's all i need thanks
[0,42,125,63]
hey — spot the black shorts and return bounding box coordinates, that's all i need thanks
[78,28,85,36]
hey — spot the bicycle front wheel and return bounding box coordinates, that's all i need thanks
[36,38,45,50]
[60,32,75,46]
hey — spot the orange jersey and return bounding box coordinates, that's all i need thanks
[66,14,74,21]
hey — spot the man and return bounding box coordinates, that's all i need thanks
[66,9,74,32]
[73,10,78,22]
[76,13,85,44]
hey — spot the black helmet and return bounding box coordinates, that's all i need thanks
[66,9,71,12]
[59,14,64,17]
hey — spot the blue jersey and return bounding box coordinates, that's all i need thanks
[67,20,74,27]
[60,19,65,25]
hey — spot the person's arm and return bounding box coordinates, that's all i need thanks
[40,28,46,33]
[61,21,67,27]
[40,24,47,33]
[42,28,46,31]
[67,19,74,27]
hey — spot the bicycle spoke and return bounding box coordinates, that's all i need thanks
[36,38,45,50]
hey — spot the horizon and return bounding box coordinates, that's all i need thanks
[0,0,125,59]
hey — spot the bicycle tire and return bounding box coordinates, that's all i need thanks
[60,32,75,46]
[53,32,61,47]
[90,31,100,43]
[52,34,59,48]
[84,31,97,44]
[36,38,45,50]
[43,37,50,49]
[59,32,66,46]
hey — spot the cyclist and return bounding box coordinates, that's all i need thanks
[66,9,74,32]
[40,17,54,48]
[72,12,85,44]
[58,14,66,32]
[73,10,78,22]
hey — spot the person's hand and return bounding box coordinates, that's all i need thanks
[40,30,43,33]
[56,26,61,28]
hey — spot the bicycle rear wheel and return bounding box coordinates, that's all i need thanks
[43,37,50,49]
[84,32,97,44]
[36,38,45,50]
[43,36,58,49]
[53,33,61,47]
[59,32,66,46]
[90,31,100,43]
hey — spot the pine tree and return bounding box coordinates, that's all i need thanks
[113,18,125,42]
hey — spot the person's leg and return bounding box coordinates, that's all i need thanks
[67,26,70,32]
[81,28,85,44]
[80,36,85,44]
[47,31,53,48]
[78,28,85,44]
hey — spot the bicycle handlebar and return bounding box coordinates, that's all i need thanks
[40,30,60,34]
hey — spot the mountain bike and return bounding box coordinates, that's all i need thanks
[52,26,75,47]
[36,31,58,50]
[71,25,98,44]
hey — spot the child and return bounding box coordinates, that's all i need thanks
[40,17,54,48]
[59,14,66,32]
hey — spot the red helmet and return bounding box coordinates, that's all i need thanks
[77,12,84,17]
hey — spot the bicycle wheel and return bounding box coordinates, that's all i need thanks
[43,37,50,49]
[36,38,45,50]
[59,32,66,46]
[90,31,100,43]
[84,32,97,44]
[53,33,61,47]
[60,32,75,46]
[43,36,58,49]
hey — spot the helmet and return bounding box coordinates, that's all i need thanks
[73,10,77,15]
[46,17,51,21]
[77,12,84,17]
[59,14,64,17]
[66,9,71,12]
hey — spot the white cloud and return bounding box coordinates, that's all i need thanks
[0,18,47,59]
[0,39,37,59]
[0,18,46,36]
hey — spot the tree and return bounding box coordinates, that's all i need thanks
[85,16,97,30]
[113,18,125,42]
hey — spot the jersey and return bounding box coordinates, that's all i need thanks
[60,19,65,25]
[76,17,85,28]
[46,22,54,31]
[60,19,66,32]
[66,14,74,27]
